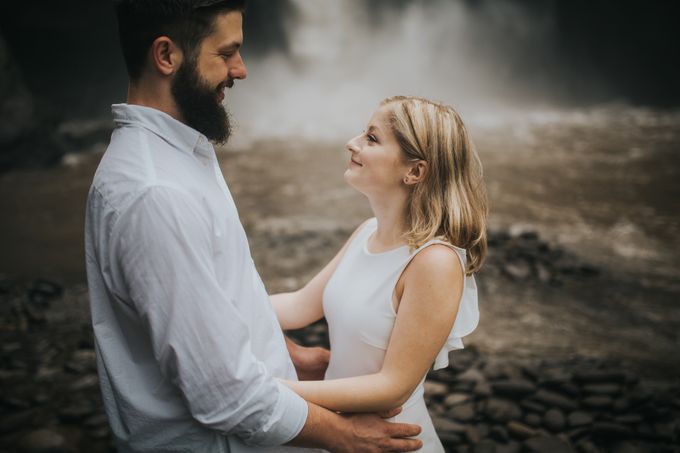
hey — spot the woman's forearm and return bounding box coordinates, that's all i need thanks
[282,373,412,413]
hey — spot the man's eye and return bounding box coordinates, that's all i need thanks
[220,53,234,59]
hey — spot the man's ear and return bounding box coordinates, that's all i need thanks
[149,36,183,76]
[403,160,428,185]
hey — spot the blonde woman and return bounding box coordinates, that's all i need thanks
[272,96,487,452]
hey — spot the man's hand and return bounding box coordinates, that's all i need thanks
[285,336,330,381]
[335,411,422,453]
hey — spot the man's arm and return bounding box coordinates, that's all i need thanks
[111,186,307,446]
[290,403,423,453]
[286,336,330,381]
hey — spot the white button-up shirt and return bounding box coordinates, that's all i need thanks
[85,104,308,452]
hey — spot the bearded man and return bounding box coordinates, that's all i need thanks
[84,1,422,452]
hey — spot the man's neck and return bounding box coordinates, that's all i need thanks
[127,79,183,123]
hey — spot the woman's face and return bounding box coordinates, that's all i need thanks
[344,105,411,196]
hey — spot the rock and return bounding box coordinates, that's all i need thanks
[544,408,566,432]
[506,421,537,440]
[424,381,449,398]
[69,373,99,391]
[473,439,497,453]
[28,279,63,305]
[567,411,593,427]
[614,414,643,424]
[0,409,35,434]
[484,398,522,423]
[474,380,493,397]
[491,380,537,399]
[612,398,631,412]
[582,395,613,409]
[591,422,630,438]
[531,389,578,411]
[490,425,509,442]
[524,436,576,453]
[521,400,547,414]
[18,429,68,453]
[525,413,542,427]
[58,402,94,422]
[574,439,602,453]
[503,261,531,280]
[450,402,477,422]
[465,425,481,444]
[432,416,467,435]
[611,441,647,453]
[444,392,472,407]
[573,370,627,384]
[495,441,521,453]
[583,383,621,395]
[84,413,109,430]
[458,368,486,384]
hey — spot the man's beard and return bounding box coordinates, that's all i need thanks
[171,58,232,145]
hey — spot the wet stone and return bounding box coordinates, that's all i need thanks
[84,413,109,429]
[450,402,477,422]
[503,261,531,280]
[0,409,36,434]
[458,368,486,384]
[582,395,613,410]
[490,425,509,442]
[520,400,546,414]
[544,408,566,432]
[444,392,472,407]
[614,414,643,424]
[491,380,537,399]
[19,428,67,453]
[69,373,99,391]
[506,421,536,440]
[568,411,593,427]
[525,413,542,427]
[495,441,521,453]
[583,383,621,395]
[524,436,576,453]
[432,416,467,435]
[574,370,627,384]
[474,380,493,397]
[611,442,647,453]
[612,398,631,412]
[484,398,522,423]
[531,389,578,411]
[574,439,602,453]
[58,402,95,422]
[465,425,481,444]
[591,422,630,438]
[473,439,497,453]
[424,381,449,398]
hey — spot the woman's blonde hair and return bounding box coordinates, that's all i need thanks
[381,96,488,275]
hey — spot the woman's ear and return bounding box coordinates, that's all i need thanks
[150,36,183,76]
[403,160,428,185]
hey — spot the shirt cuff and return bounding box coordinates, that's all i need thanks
[247,380,308,446]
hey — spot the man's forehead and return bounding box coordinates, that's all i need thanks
[205,10,243,46]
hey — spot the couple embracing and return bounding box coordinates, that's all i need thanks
[85,1,488,452]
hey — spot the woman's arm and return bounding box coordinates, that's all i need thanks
[271,219,370,330]
[281,244,464,412]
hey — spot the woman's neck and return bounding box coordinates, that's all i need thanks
[367,191,409,251]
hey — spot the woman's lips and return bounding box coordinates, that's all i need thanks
[350,158,362,167]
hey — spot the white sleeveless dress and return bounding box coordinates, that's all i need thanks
[323,218,479,452]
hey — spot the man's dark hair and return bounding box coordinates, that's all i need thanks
[114,0,246,80]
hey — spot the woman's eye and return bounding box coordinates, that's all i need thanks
[367,134,377,143]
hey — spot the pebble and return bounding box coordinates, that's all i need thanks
[495,441,521,453]
[567,411,593,427]
[449,402,477,422]
[432,416,467,435]
[18,429,68,453]
[473,439,497,453]
[520,400,546,414]
[531,389,578,411]
[524,436,576,453]
[582,395,613,409]
[524,413,542,427]
[424,381,449,398]
[484,398,522,423]
[491,379,536,399]
[583,383,621,395]
[444,392,472,407]
[69,373,99,391]
[506,421,537,440]
[546,408,568,433]
[574,370,627,384]
[490,425,509,442]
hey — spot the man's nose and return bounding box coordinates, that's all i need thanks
[230,52,247,80]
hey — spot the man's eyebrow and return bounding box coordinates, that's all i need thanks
[217,42,241,52]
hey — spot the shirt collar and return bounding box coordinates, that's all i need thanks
[111,103,213,157]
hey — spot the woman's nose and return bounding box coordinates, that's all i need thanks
[346,136,360,153]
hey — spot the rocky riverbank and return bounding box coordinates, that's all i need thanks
[1,229,678,453]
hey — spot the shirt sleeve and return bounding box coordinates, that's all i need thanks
[109,185,308,446]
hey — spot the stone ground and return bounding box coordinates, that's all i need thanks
[1,230,678,453]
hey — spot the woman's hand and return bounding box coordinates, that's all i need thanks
[286,336,330,381]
